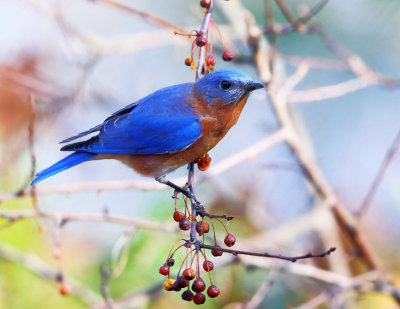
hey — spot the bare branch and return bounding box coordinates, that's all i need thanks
[199,243,336,262]
[356,127,400,218]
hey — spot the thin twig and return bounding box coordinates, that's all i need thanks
[199,243,336,262]
[356,127,400,218]
[100,265,114,309]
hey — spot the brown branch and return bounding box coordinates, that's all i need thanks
[197,209,234,221]
[199,243,336,263]
[240,2,397,299]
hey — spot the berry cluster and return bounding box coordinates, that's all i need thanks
[178,1,234,75]
[160,190,238,304]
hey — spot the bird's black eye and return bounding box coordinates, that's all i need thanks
[220,80,232,90]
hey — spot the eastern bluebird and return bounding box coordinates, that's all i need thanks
[32,69,264,185]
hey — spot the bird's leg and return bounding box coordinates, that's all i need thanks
[155,175,203,211]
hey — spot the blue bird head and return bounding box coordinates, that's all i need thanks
[193,69,264,105]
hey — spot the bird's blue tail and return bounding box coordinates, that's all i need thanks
[31,152,96,184]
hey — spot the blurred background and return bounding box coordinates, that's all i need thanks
[0,0,399,308]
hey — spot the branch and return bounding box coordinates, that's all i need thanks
[100,265,114,309]
[355,127,400,218]
[199,243,336,262]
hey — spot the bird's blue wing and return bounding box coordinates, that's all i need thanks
[61,84,202,155]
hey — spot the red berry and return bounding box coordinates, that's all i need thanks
[184,56,193,66]
[167,258,175,267]
[206,55,216,66]
[182,290,194,301]
[207,285,220,298]
[179,218,191,230]
[224,234,236,247]
[59,283,70,295]
[197,153,211,171]
[211,245,223,257]
[176,276,189,288]
[173,211,185,222]
[196,36,207,47]
[172,280,182,291]
[203,260,214,272]
[183,268,196,280]
[201,221,209,233]
[193,293,206,305]
[192,277,206,293]
[200,0,211,8]
[222,50,234,61]
[195,222,204,235]
[159,264,169,276]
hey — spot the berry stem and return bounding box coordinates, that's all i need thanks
[169,243,186,261]
[215,217,229,234]
[209,218,217,245]
[210,18,227,51]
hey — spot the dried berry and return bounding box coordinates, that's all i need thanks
[159,264,170,276]
[167,258,175,267]
[196,36,207,47]
[163,278,175,291]
[207,285,220,298]
[179,218,191,230]
[183,268,196,280]
[200,0,211,8]
[196,222,204,235]
[192,277,206,293]
[203,260,214,272]
[184,56,193,66]
[201,221,209,233]
[176,276,190,288]
[222,50,234,61]
[182,290,194,301]
[197,153,211,171]
[173,211,185,222]
[193,292,206,305]
[206,55,216,66]
[172,280,182,291]
[211,245,223,257]
[224,234,236,247]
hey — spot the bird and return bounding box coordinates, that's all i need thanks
[31,69,264,185]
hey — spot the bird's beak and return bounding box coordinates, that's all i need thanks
[246,82,264,91]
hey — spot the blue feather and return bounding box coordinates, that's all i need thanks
[60,83,202,155]
[31,152,96,184]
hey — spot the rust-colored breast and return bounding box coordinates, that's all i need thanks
[113,91,250,177]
